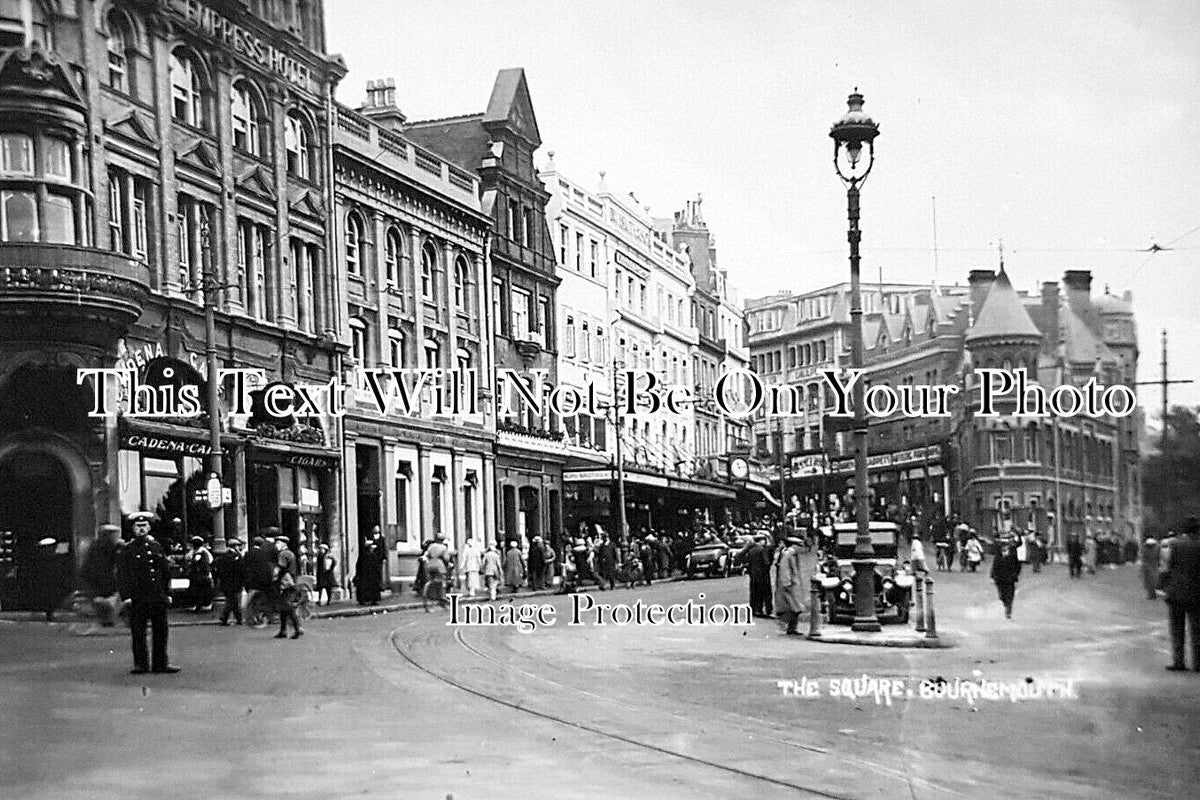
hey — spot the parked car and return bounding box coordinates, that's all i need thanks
[685,541,731,578]
[817,522,914,624]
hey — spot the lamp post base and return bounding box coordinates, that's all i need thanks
[851,560,881,632]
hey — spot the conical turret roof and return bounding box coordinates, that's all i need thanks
[965,269,1041,344]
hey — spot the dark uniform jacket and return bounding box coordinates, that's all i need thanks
[1166,536,1200,606]
[118,536,170,604]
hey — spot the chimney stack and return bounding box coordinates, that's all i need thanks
[360,78,406,132]
[1062,269,1096,333]
[1041,281,1061,352]
[968,269,996,316]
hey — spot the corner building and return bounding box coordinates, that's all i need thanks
[0,0,345,608]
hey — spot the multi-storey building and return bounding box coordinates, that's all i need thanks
[745,268,1142,550]
[0,0,348,608]
[542,167,741,535]
[957,268,1141,549]
[656,198,750,480]
[331,80,494,583]
[405,70,566,554]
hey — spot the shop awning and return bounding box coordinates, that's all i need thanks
[564,468,737,500]
[744,483,782,508]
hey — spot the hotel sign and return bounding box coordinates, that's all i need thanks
[174,0,314,90]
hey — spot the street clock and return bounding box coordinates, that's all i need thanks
[729,456,750,480]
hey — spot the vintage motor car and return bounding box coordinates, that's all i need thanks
[817,522,914,624]
[685,541,732,578]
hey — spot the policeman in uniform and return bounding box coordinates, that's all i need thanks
[117,512,179,674]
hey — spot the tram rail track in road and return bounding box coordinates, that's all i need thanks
[386,613,975,800]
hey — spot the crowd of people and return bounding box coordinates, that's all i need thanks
[72,514,346,675]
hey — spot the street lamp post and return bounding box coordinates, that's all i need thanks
[830,90,881,632]
[199,220,226,553]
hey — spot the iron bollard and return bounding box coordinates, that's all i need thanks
[914,575,926,632]
[808,577,823,637]
[924,576,938,639]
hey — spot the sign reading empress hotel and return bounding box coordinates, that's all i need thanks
[173,0,314,90]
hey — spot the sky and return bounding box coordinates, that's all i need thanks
[325,0,1200,416]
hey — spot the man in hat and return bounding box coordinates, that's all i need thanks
[457,534,483,598]
[1165,517,1200,671]
[527,535,546,591]
[420,534,451,609]
[773,536,806,635]
[117,513,179,674]
[273,537,303,639]
[213,537,245,625]
[596,532,618,591]
[34,536,69,622]
[243,533,277,625]
[991,531,1023,619]
[742,534,773,618]
[503,540,525,594]
[315,543,338,606]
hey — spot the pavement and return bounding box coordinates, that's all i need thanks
[2,559,1197,800]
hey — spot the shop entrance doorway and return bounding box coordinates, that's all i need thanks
[0,450,73,611]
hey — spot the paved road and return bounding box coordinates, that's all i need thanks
[1,561,1195,799]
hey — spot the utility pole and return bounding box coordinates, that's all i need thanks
[1134,329,1194,447]
[777,415,788,529]
[200,219,226,553]
[612,359,628,546]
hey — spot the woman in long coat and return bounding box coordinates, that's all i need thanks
[502,540,525,593]
[772,537,805,635]
[356,530,384,605]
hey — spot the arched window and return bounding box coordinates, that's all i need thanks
[384,227,402,288]
[420,243,437,301]
[456,347,471,376]
[454,256,470,310]
[387,328,404,367]
[169,49,208,129]
[348,317,367,363]
[285,111,311,178]
[106,11,132,93]
[344,211,364,276]
[424,339,440,370]
[231,81,267,157]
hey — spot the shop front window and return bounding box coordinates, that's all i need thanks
[118,450,209,551]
